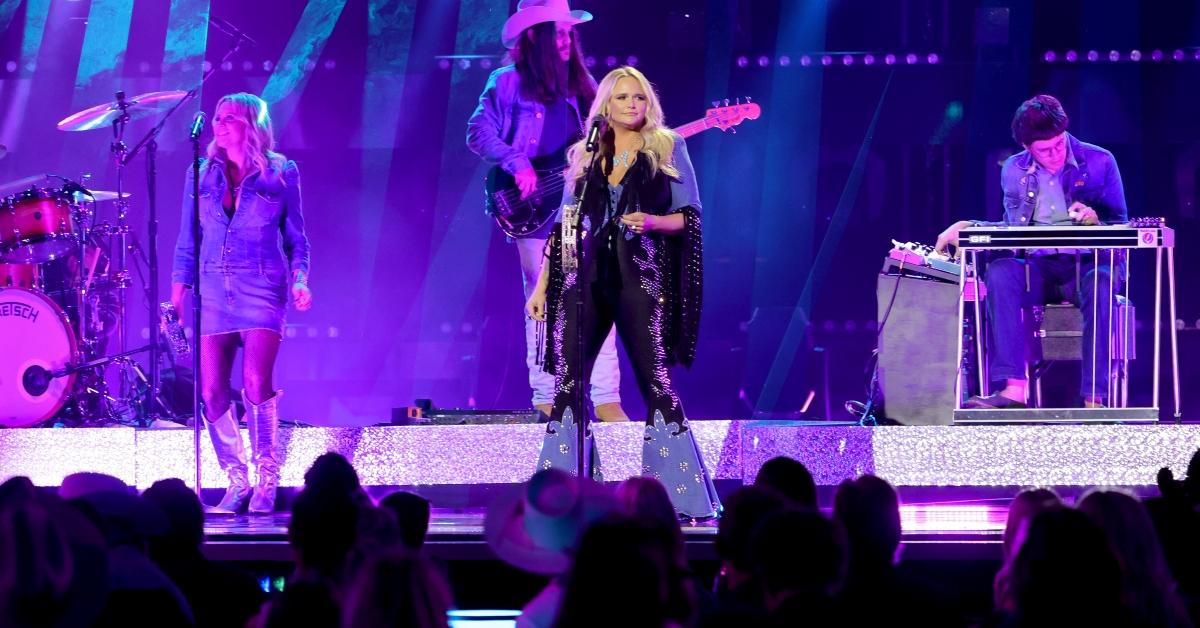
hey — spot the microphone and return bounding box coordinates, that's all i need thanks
[585,115,604,152]
[47,174,92,198]
[210,16,258,46]
[189,111,206,140]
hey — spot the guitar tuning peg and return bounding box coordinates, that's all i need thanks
[735,97,741,105]
[745,96,752,103]
[723,98,730,107]
[730,127,737,134]
[712,100,719,108]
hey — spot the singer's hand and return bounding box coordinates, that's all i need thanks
[514,168,538,200]
[292,282,313,311]
[526,285,547,322]
[620,212,655,234]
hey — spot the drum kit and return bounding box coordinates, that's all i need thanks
[1,90,192,429]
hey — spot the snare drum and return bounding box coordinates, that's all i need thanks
[0,186,78,263]
[0,287,77,427]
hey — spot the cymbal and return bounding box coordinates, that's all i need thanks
[73,190,131,203]
[57,90,188,132]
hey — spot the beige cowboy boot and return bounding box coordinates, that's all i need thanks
[244,390,283,514]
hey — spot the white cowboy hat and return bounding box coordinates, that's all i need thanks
[501,0,593,50]
[484,468,614,575]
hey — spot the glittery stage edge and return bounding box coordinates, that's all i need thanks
[1,422,1195,489]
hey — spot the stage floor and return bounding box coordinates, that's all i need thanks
[2,419,1195,490]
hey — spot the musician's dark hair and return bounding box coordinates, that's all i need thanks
[1011,94,1069,147]
[506,21,595,105]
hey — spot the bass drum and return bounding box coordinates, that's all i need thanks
[0,287,76,427]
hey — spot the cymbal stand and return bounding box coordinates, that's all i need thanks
[108,92,134,404]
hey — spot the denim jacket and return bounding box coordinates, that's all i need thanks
[172,157,309,286]
[993,133,1128,226]
[465,65,591,175]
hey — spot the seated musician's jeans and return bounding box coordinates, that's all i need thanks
[985,254,1117,400]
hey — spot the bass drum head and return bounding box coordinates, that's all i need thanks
[0,288,76,427]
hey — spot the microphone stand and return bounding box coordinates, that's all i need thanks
[120,32,249,496]
[566,128,603,479]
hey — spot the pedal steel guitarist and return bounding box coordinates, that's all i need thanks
[935,95,1128,409]
[466,0,628,422]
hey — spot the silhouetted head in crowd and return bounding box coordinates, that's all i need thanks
[141,478,205,556]
[0,477,110,627]
[289,487,360,583]
[264,579,340,628]
[754,456,817,509]
[1007,508,1126,626]
[832,475,901,577]
[1079,489,1191,628]
[715,486,786,591]
[1002,487,1062,561]
[342,550,453,628]
[379,491,431,551]
[751,508,846,612]
[304,452,363,499]
[556,514,692,628]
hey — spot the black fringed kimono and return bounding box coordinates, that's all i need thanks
[535,135,720,519]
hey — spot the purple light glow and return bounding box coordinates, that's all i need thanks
[1108,50,1121,62]
[1065,50,1078,62]
[604,55,617,68]
[757,55,770,67]
[626,55,638,66]
[1086,50,1099,62]
[479,58,492,69]
[457,58,469,70]
[584,55,596,67]
[863,54,875,65]
[905,53,918,65]
[1151,50,1163,62]
[800,54,812,67]
[778,55,790,67]
[1172,49,1185,61]
[1193,50,1200,61]
[736,55,748,68]
[841,54,853,66]
[263,60,274,71]
[820,55,833,66]
[1129,49,1142,61]
[884,53,897,65]
[241,60,253,71]
[926,53,939,64]
[1044,50,1057,62]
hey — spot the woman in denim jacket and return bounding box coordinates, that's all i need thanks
[171,92,311,514]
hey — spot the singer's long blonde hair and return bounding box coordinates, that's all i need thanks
[206,92,285,175]
[564,66,679,187]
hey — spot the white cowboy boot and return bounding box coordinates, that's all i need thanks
[204,407,251,513]
[244,390,283,514]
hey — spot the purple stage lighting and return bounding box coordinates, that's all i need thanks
[1151,50,1163,62]
[736,55,748,68]
[584,55,596,67]
[221,60,233,71]
[757,55,770,67]
[263,60,274,71]
[458,58,470,69]
[841,54,853,66]
[927,53,940,64]
[820,55,833,66]
[604,55,617,68]
[1086,50,1099,62]
[1044,50,1057,62]
[242,60,253,71]
[626,55,638,66]
[480,58,492,69]
[778,55,790,67]
[437,58,450,70]
[1108,50,1120,62]
[1172,49,1185,61]
[1193,50,1200,61]
[1065,50,1078,62]
[905,53,918,65]
[4,61,14,72]
[1129,50,1142,61]
[863,54,875,65]
[884,53,897,65]
[800,54,812,67]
